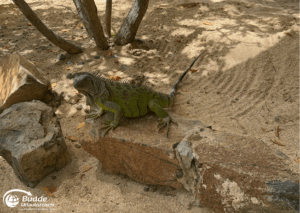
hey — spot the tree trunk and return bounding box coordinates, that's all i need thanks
[114,0,149,46]
[104,0,112,38]
[73,0,109,50]
[12,0,83,54]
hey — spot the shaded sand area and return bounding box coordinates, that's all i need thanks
[0,0,299,212]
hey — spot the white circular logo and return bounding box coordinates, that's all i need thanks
[5,194,19,208]
[3,189,32,208]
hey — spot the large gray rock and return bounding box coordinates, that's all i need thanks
[0,100,71,187]
[81,112,299,212]
[0,54,49,114]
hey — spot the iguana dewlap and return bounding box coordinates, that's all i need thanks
[73,51,205,137]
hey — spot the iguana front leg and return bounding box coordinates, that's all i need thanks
[94,97,123,136]
[148,99,177,138]
[84,93,104,119]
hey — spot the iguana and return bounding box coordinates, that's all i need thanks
[73,51,205,137]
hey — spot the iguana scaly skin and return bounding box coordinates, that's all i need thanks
[73,51,205,137]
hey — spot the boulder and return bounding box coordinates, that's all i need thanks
[81,112,299,212]
[0,54,49,114]
[0,101,71,187]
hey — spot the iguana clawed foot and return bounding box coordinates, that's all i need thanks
[86,107,104,119]
[157,116,178,138]
[101,120,119,136]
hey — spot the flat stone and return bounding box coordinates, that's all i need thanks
[66,60,74,65]
[0,54,49,114]
[121,65,128,70]
[81,112,299,212]
[77,61,85,65]
[0,101,71,187]
[57,54,65,61]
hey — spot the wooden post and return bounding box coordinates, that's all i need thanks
[114,0,149,46]
[13,0,83,54]
[105,0,112,38]
[73,0,109,50]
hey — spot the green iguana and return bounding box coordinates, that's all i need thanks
[73,51,205,137]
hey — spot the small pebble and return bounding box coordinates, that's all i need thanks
[121,65,128,70]
[66,73,74,79]
[84,108,90,113]
[57,54,65,61]
[77,61,85,65]
[110,55,118,58]
[66,60,74,65]
[94,55,100,59]
[143,187,149,192]
[274,117,280,122]
[87,59,93,62]
[75,143,81,149]
[76,105,83,110]
[175,170,183,178]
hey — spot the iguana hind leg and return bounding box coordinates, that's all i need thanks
[148,99,177,138]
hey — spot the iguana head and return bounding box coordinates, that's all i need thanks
[73,73,96,95]
[73,72,109,101]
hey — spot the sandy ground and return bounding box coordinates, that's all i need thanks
[0,0,299,212]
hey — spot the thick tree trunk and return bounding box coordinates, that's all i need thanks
[12,0,83,54]
[73,0,109,50]
[114,0,149,46]
[104,0,112,38]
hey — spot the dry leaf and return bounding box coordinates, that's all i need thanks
[80,35,83,37]
[82,165,92,173]
[271,139,285,146]
[294,157,300,164]
[48,186,57,193]
[4,46,8,49]
[106,51,113,57]
[33,61,39,66]
[27,22,32,26]
[42,187,55,197]
[176,40,181,43]
[75,22,84,29]
[46,49,53,53]
[109,75,122,81]
[178,3,197,8]
[77,122,85,129]
[51,82,57,88]
[275,126,280,138]
[65,67,71,70]
[61,29,69,32]
[190,69,198,72]
[72,36,75,40]
[158,57,163,61]
[284,32,293,37]
[88,134,93,142]
[74,90,79,94]
[114,58,119,63]
[80,174,85,179]
[203,21,213,25]
[68,136,78,141]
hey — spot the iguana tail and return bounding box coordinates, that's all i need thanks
[170,51,206,97]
